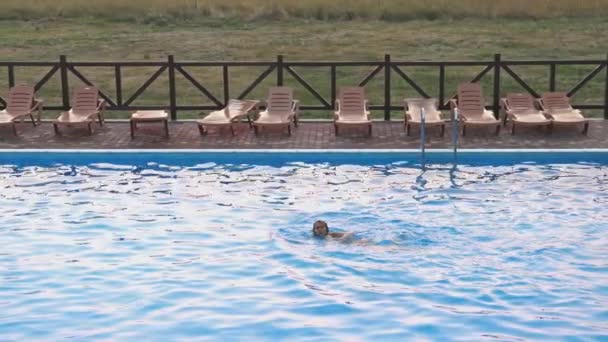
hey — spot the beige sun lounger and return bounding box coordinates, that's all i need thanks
[501,93,552,135]
[334,87,372,136]
[253,87,299,136]
[450,83,501,136]
[53,86,105,135]
[539,92,589,135]
[404,98,446,137]
[130,110,169,138]
[0,85,43,136]
[197,100,259,136]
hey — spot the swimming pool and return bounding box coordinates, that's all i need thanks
[1,150,607,341]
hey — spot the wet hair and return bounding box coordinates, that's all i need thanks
[312,220,329,237]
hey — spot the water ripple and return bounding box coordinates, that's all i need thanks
[0,161,607,340]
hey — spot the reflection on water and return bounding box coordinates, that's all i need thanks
[0,160,607,340]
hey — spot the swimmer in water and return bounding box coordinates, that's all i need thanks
[312,220,353,240]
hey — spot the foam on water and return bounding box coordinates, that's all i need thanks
[0,155,607,341]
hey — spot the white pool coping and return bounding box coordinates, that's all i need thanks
[1,149,608,153]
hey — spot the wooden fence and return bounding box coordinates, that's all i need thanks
[1,54,606,119]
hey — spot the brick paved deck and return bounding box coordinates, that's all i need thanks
[0,120,606,149]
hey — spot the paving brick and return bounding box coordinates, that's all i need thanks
[0,121,606,149]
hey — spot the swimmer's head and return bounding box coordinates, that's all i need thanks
[312,220,329,237]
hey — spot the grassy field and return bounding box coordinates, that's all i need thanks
[0,16,606,119]
[2,0,608,20]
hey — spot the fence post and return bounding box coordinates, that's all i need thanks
[549,63,556,92]
[330,65,337,110]
[223,65,229,106]
[604,53,608,119]
[277,55,284,86]
[168,55,177,121]
[493,53,501,119]
[8,65,15,88]
[384,54,391,121]
[439,64,445,110]
[115,65,122,107]
[59,55,70,110]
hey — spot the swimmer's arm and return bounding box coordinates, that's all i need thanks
[329,231,355,239]
[342,231,355,239]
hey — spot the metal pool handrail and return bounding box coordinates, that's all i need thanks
[452,108,459,161]
[420,107,426,162]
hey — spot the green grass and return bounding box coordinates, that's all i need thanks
[0,17,606,119]
[2,0,608,20]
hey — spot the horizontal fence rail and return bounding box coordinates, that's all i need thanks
[0,54,607,120]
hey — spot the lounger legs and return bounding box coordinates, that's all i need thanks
[440,125,445,138]
[11,124,18,136]
[509,122,560,136]
[198,124,240,136]
[252,125,292,136]
[582,122,589,135]
[130,121,168,138]
[405,124,410,136]
[29,114,37,127]
[333,124,372,137]
[98,113,105,126]
[197,124,206,136]
[458,124,505,137]
[87,123,93,136]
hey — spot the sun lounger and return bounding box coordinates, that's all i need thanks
[253,87,299,136]
[501,93,552,135]
[0,85,43,136]
[539,92,589,135]
[53,86,105,135]
[334,87,372,136]
[450,83,501,136]
[130,110,169,138]
[197,99,259,136]
[404,98,445,137]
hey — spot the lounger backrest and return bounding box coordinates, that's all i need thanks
[225,99,257,117]
[405,98,440,120]
[338,87,366,115]
[506,93,535,112]
[266,87,293,114]
[542,92,572,112]
[72,86,99,114]
[6,85,34,114]
[457,83,485,116]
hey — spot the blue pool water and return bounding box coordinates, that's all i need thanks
[0,151,607,341]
